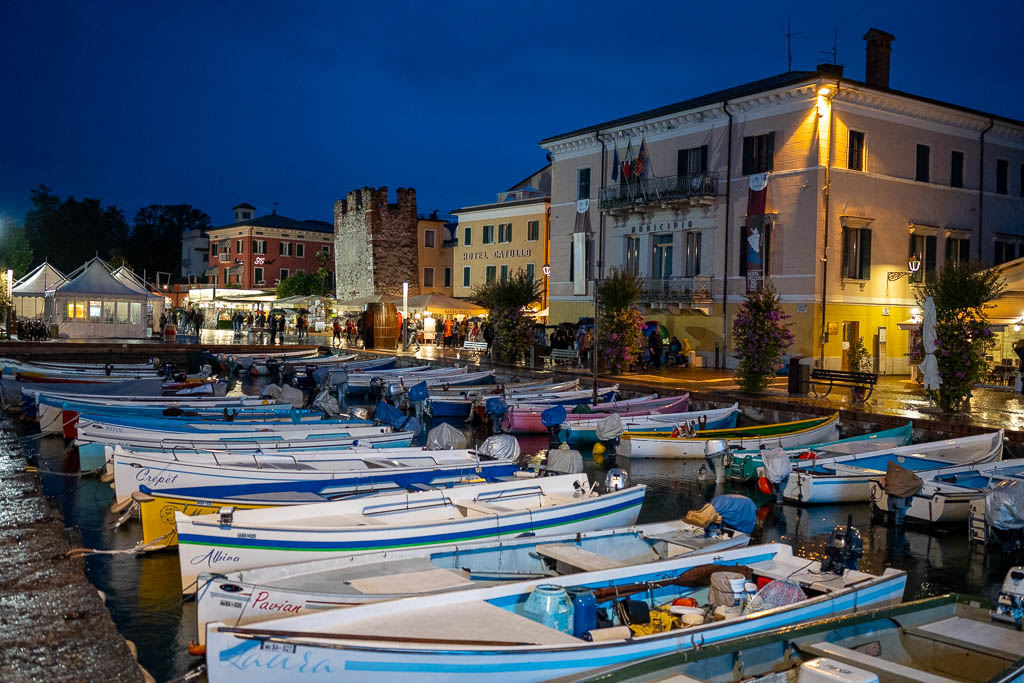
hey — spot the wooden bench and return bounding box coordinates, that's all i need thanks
[462,340,488,353]
[810,368,878,402]
[547,348,579,367]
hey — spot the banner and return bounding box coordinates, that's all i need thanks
[745,215,765,293]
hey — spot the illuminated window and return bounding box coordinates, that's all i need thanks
[116,301,128,323]
[75,302,86,319]
[89,300,102,319]
[103,301,115,322]
[66,302,74,320]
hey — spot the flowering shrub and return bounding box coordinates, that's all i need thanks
[732,284,794,392]
[597,269,645,375]
[469,269,541,365]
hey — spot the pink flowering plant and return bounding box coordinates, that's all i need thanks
[469,268,542,365]
[732,284,794,392]
[597,269,646,374]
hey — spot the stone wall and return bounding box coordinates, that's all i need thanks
[334,186,420,299]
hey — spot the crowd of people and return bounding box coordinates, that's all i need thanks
[158,307,205,336]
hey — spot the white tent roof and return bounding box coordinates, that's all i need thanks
[111,266,163,300]
[13,262,66,296]
[53,258,146,298]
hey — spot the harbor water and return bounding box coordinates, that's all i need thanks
[16,376,1021,681]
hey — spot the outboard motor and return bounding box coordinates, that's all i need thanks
[820,515,863,575]
[992,567,1024,630]
[408,381,430,426]
[200,364,213,377]
[603,468,630,493]
[160,362,176,380]
[485,397,509,434]
[368,376,386,403]
[540,405,566,448]
[703,439,729,484]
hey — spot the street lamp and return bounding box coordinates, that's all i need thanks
[887,256,922,282]
[5,268,12,340]
[402,281,409,350]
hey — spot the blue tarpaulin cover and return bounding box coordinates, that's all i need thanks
[374,400,421,436]
[408,381,429,403]
[711,494,757,534]
[485,397,508,416]
[541,404,567,427]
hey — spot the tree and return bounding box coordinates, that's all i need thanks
[130,204,211,279]
[732,284,794,392]
[0,223,34,277]
[597,268,645,374]
[469,269,541,364]
[918,262,1003,412]
[24,185,129,272]
[276,272,325,298]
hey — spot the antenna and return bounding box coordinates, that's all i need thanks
[786,17,805,72]
[818,26,838,65]
[272,201,278,215]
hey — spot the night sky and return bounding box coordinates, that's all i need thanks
[2,0,1022,229]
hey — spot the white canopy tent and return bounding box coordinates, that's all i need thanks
[111,266,166,332]
[44,258,152,338]
[12,262,66,319]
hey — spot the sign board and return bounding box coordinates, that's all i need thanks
[881,306,890,316]
[796,303,808,313]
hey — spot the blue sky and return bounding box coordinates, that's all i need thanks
[1,0,1021,228]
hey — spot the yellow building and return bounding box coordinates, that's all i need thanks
[417,218,454,296]
[452,166,550,309]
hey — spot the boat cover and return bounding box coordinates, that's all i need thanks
[374,400,421,436]
[408,381,429,403]
[541,404,566,427]
[477,434,520,461]
[884,461,923,498]
[259,383,304,408]
[594,413,625,441]
[546,444,584,474]
[711,494,756,534]
[425,422,468,451]
[311,389,341,417]
[986,479,1024,530]
[761,447,792,483]
[683,503,722,528]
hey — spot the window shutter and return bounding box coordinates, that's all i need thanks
[841,227,851,279]
[742,137,754,175]
[859,229,872,280]
[739,224,749,276]
[677,149,689,176]
[766,132,775,171]
[925,235,937,276]
[699,145,708,174]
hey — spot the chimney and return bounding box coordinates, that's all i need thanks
[863,28,894,89]
[816,63,844,81]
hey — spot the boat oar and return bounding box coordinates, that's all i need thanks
[219,626,534,647]
[592,564,753,603]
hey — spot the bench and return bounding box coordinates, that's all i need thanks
[547,348,579,367]
[462,340,488,353]
[534,543,627,572]
[810,368,878,402]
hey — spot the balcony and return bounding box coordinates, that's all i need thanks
[599,172,719,212]
[637,276,713,312]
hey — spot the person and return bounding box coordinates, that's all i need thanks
[246,312,254,329]
[470,322,480,341]
[668,336,684,366]
[299,315,308,342]
[269,314,277,345]
[443,317,453,348]
[579,328,593,369]
[345,317,355,343]
[483,322,495,355]
[277,314,286,344]
[159,312,167,331]
[648,326,664,370]
[332,317,342,347]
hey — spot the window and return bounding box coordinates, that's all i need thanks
[526,263,535,282]
[129,302,142,326]
[684,231,702,277]
[320,245,330,257]
[996,159,1009,195]
[624,236,640,275]
[463,266,471,288]
[463,226,472,246]
[443,267,451,288]
[280,268,289,280]
[116,301,128,324]
[916,144,930,182]
[254,267,264,284]
[102,301,115,323]
[740,222,773,277]
[677,145,709,176]
[279,242,292,256]
[223,267,230,282]
[652,234,673,279]
[909,233,937,284]
[242,210,252,220]
[742,132,775,175]
[210,243,218,257]
[485,265,496,284]
[951,151,964,188]
[497,223,512,243]
[423,229,436,248]
[527,220,539,241]
[848,131,865,171]
[423,267,434,288]
[75,301,86,319]
[254,240,267,254]
[482,225,495,244]
[946,236,970,266]
[500,264,509,281]
[296,243,304,258]
[995,240,1019,265]
[577,168,591,200]
[236,239,244,254]
[841,226,872,280]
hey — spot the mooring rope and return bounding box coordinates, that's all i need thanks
[64,531,173,559]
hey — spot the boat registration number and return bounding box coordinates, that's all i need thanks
[260,641,296,654]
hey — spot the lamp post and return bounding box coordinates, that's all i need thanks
[6,268,12,341]
[887,256,923,282]
[402,281,409,350]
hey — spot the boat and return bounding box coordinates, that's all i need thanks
[784,430,1004,504]
[345,366,468,396]
[175,473,647,592]
[564,403,736,447]
[383,369,496,396]
[503,386,619,409]
[623,413,840,459]
[726,422,914,482]
[193,519,750,647]
[423,380,581,420]
[870,456,1024,524]
[566,584,1024,683]
[201,541,906,683]
[0,357,163,378]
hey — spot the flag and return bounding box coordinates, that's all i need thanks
[634,135,648,179]
[623,139,633,179]
[611,143,620,182]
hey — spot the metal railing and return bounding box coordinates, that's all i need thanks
[637,276,713,303]
[598,172,719,211]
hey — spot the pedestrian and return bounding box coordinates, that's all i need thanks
[648,326,664,370]
[332,317,342,347]
[443,317,453,348]
[579,327,593,368]
[269,314,277,345]
[159,312,167,332]
[483,322,495,355]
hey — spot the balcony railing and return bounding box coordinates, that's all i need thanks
[598,172,719,211]
[637,276,712,304]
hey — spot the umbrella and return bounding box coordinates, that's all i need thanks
[405,293,486,317]
[919,296,942,393]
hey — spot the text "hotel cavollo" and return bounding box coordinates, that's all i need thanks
[462,249,533,261]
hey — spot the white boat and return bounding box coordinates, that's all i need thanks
[564,404,740,446]
[202,542,907,683]
[193,519,750,647]
[623,413,840,459]
[175,473,646,593]
[785,430,1004,504]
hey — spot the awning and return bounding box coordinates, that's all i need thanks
[227,265,243,275]
[218,239,230,248]
[204,267,219,276]
[528,307,550,318]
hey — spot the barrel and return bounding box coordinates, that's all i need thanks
[566,586,597,638]
[522,584,573,633]
[363,302,398,350]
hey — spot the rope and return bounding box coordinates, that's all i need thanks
[17,412,79,442]
[64,531,173,559]
[23,465,107,477]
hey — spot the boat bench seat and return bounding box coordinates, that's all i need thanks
[906,616,1024,662]
[534,543,627,572]
[801,641,959,683]
[456,501,506,516]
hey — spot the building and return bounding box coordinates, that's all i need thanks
[417,217,455,295]
[180,228,208,280]
[204,204,334,290]
[334,187,419,300]
[540,29,1024,372]
[451,166,551,307]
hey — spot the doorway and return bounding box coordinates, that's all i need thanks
[841,320,860,371]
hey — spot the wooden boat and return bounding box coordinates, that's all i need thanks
[424,380,580,419]
[623,413,840,459]
[193,519,750,647]
[567,590,1024,683]
[175,473,646,593]
[345,366,467,396]
[0,357,163,378]
[1,376,218,409]
[726,423,914,482]
[870,456,1024,524]
[501,388,646,433]
[503,386,620,408]
[202,542,906,683]
[784,430,1004,504]
[564,403,736,447]
[383,369,496,396]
